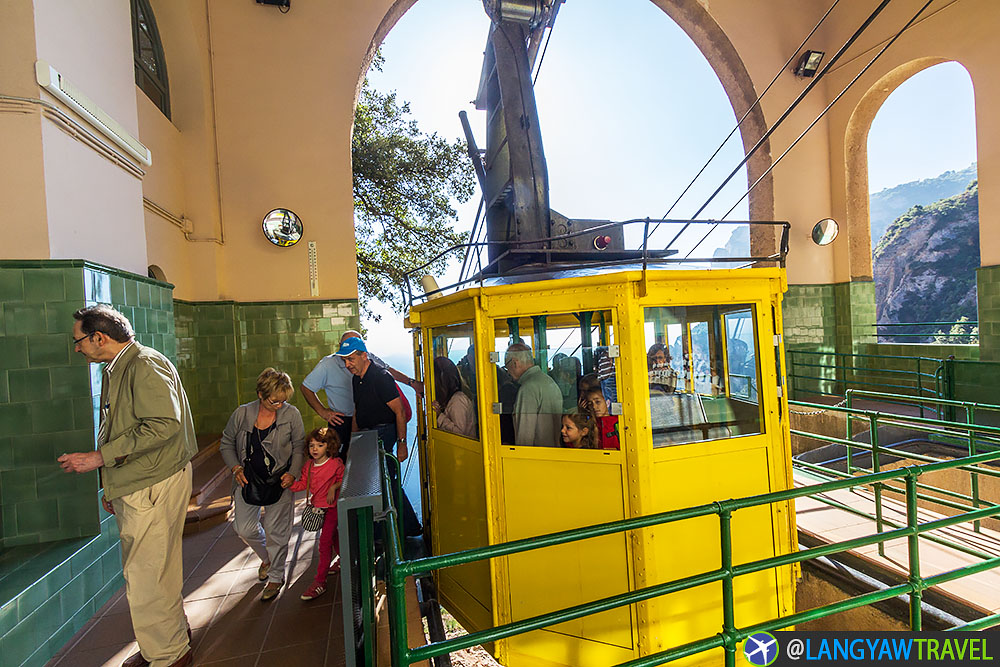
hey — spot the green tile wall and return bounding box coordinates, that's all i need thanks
[978,265,1000,362]
[0,262,99,549]
[782,283,837,350]
[0,495,123,667]
[172,299,361,434]
[173,301,240,434]
[0,259,170,666]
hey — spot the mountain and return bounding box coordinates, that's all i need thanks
[870,163,977,245]
[873,181,979,337]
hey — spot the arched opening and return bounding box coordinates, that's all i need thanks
[131,0,170,119]
[856,62,979,343]
[147,264,167,282]
[363,0,773,223]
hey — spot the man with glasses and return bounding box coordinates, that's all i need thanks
[504,342,563,447]
[59,305,197,667]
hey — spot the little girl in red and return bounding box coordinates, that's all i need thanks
[292,427,345,601]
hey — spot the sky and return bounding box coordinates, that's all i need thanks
[362,0,978,375]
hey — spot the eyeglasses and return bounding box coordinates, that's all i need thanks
[263,397,286,408]
[72,332,94,346]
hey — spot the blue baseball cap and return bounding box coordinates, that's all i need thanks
[335,337,367,356]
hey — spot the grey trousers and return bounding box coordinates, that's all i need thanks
[231,485,293,584]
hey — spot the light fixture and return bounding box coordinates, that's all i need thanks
[255,0,290,11]
[794,50,825,77]
[811,218,839,246]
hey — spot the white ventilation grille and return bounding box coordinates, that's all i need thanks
[35,61,152,167]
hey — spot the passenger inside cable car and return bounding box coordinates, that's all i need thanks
[644,304,764,447]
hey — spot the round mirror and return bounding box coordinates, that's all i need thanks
[262,208,303,247]
[811,218,839,246]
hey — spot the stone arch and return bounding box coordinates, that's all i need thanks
[358,0,774,225]
[843,57,952,280]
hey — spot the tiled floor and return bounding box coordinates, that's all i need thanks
[46,507,347,667]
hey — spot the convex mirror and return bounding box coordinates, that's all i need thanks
[811,218,839,246]
[262,208,303,247]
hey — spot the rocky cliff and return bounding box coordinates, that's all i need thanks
[873,181,979,332]
[869,163,977,245]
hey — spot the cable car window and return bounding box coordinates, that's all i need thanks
[493,310,619,449]
[430,323,478,440]
[644,305,763,447]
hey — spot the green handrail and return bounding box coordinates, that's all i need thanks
[379,443,1000,666]
[787,350,941,400]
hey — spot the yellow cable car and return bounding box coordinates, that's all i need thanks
[406,265,797,666]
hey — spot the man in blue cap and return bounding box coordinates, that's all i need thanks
[301,329,421,452]
[336,336,422,536]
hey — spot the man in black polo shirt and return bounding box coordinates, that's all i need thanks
[336,337,422,536]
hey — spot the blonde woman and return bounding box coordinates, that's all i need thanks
[220,368,305,601]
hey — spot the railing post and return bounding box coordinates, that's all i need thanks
[387,519,411,667]
[870,413,885,556]
[917,358,924,417]
[944,356,957,421]
[906,472,923,631]
[967,404,981,533]
[719,507,737,667]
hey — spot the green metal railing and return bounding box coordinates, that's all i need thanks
[374,430,1000,666]
[798,393,1000,548]
[873,321,979,343]
[787,350,941,401]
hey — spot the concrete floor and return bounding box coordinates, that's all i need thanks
[46,508,347,667]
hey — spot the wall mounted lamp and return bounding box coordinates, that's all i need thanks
[795,50,825,77]
[256,0,290,11]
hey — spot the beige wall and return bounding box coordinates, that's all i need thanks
[1,0,148,272]
[3,0,1000,300]
[134,0,398,302]
[819,0,999,281]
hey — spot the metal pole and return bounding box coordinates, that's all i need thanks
[386,511,410,667]
[870,413,885,557]
[579,311,594,375]
[906,472,923,631]
[917,358,924,417]
[532,315,548,371]
[967,404,981,533]
[719,509,737,667]
[508,317,520,344]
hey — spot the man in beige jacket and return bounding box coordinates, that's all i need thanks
[59,305,197,667]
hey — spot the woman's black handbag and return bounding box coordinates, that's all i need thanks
[241,433,289,506]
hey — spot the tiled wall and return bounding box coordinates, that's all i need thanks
[782,283,837,350]
[0,260,173,667]
[978,265,1000,362]
[0,503,123,667]
[1,261,99,549]
[173,301,240,435]
[172,299,360,434]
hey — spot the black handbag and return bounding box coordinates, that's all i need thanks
[241,429,289,507]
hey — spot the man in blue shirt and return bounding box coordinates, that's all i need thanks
[301,330,422,449]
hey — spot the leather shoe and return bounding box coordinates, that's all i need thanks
[169,649,193,667]
[121,650,148,667]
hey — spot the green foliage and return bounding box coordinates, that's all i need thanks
[933,316,978,345]
[352,55,475,319]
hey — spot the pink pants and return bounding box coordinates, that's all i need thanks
[314,508,339,586]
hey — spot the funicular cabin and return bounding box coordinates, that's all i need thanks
[406,264,798,666]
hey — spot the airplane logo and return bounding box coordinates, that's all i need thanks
[744,631,779,666]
